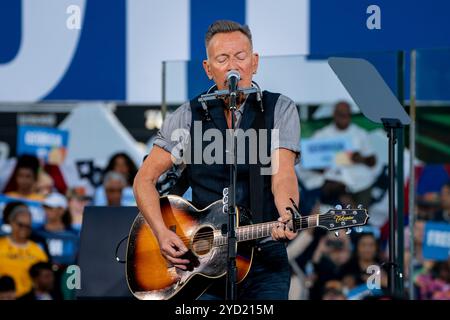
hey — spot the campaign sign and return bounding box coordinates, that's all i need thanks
[17,126,69,164]
[301,136,354,169]
[423,222,450,261]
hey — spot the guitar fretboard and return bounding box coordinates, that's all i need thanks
[213,215,318,246]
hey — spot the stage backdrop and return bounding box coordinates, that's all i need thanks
[1,0,450,104]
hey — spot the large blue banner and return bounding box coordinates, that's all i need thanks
[1,0,450,103]
[310,0,450,54]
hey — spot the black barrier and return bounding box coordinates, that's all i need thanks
[76,206,138,299]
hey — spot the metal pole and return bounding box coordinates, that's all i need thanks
[396,51,405,295]
[226,91,238,301]
[408,50,417,300]
[161,61,167,120]
[388,125,397,297]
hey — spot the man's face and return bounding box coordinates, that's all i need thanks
[35,269,54,292]
[16,168,36,192]
[11,212,32,241]
[203,31,259,91]
[105,180,124,206]
[333,103,351,130]
[44,206,65,222]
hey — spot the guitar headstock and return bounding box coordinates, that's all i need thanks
[318,206,369,231]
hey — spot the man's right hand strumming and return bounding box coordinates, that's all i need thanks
[134,146,191,271]
[156,228,190,270]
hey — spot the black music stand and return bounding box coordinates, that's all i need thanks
[76,206,137,299]
[328,57,411,297]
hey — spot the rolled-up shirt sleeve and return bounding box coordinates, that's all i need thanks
[271,94,301,163]
[153,102,191,163]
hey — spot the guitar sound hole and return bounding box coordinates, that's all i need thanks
[192,227,214,256]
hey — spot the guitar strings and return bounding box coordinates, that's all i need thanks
[173,212,362,242]
[169,212,363,243]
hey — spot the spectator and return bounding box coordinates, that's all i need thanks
[34,193,79,266]
[1,201,27,235]
[415,258,450,300]
[0,276,16,300]
[103,172,127,207]
[310,231,352,299]
[4,155,44,201]
[104,152,138,187]
[415,192,441,221]
[33,193,79,300]
[313,102,377,207]
[340,232,387,290]
[0,206,48,297]
[404,218,435,282]
[66,187,92,232]
[19,262,57,300]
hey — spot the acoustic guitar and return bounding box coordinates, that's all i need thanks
[126,195,369,300]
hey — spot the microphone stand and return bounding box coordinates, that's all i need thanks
[227,87,238,301]
[198,85,260,301]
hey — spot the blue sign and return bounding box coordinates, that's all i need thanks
[17,126,69,164]
[423,222,450,261]
[33,228,79,266]
[301,136,354,169]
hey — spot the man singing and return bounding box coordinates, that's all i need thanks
[133,20,300,299]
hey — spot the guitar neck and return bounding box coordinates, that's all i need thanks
[213,215,319,246]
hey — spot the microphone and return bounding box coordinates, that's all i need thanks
[226,70,240,95]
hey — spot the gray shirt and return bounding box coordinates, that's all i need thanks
[153,94,301,164]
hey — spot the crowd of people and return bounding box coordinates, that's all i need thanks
[0,152,138,300]
[0,102,449,300]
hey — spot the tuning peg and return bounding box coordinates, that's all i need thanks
[334,205,342,210]
[357,204,363,209]
[334,231,340,237]
[346,204,352,209]
[345,228,352,235]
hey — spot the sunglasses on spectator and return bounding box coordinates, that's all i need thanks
[15,222,32,230]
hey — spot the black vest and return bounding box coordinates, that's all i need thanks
[184,90,281,223]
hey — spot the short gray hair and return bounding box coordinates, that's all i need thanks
[103,171,127,187]
[9,206,31,223]
[205,20,252,48]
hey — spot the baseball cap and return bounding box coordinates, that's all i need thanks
[43,192,68,209]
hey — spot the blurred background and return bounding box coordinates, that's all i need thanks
[0,0,449,300]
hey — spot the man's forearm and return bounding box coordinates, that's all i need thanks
[133,174,168,238]
[272,174,299,219]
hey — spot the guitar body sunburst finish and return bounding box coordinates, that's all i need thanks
[126,195,253,300]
